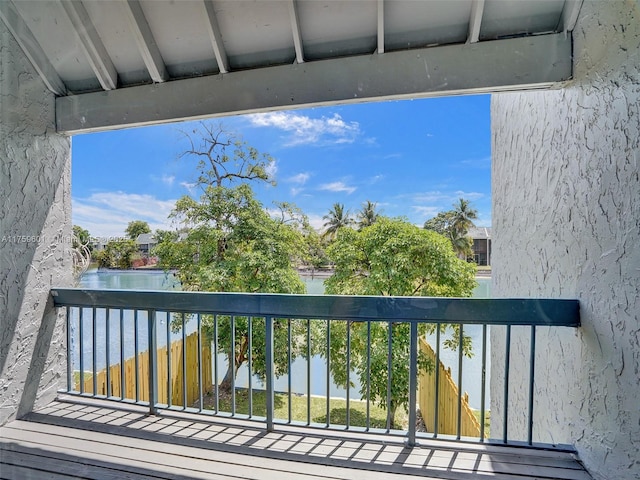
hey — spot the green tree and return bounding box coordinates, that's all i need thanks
[95,239,138,269]
[451,198,478,233]
[72,225,92,251]
[125,220,151,240]
[302,227,330,274]
[356,200,379,229]
[324,218,477,423]
[322,203,354,240]
[180,122,275,189]
[155,124,309,391]
[424,198,478,259]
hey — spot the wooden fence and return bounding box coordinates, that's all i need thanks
[418,338,481,437]
[77,332,212,407]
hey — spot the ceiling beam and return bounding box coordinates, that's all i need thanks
[60,0,117,90]
[288,0,304,63]
[56,33,572,134]
[0,0,67,95]
[121,0,168,83]
[558,0,583,32]
[377,0,384,54]
[467,0,485,44]
[202,0,229,74]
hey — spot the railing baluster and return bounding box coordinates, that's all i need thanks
[166,311,172,407]
[306,318,311,425]
[79,308,84,395]
[528,325,536,445]
[407,320,418,447]
[120,309,125,401]
[230,315,235,415]
[346,320,351,429]
[480,324,487,442]
[386,320,392,432]
[287,318,292,423]
[197,313,203,413]
[326,319,331,427]
[134,310,139,403]
[248,316,253,418]
[105,308,111,398]
[503,324,512,443]
[457,325,464,440]
[182,312,187,410]
[148,309,157,415]
[214,315,219,414]
[366,320,371,431]
[66,307,71,392]
[434,325,441,438]
[92,307,97,396]
[265,316,274,431]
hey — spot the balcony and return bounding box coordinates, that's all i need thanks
[1,288,591,479]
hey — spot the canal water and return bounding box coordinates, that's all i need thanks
[74,269,491,409]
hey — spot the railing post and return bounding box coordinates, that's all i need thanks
[407,319,418,447]
[66,307,72,392]
[148,309,158,415]
[265,315,274,431]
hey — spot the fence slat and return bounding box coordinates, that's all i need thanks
[86,332,211,408]
[418,338,481,438]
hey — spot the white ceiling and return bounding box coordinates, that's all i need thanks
[1,0,583,133]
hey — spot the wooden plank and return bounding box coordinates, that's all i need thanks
[0,436,229,480]
[0,460,78,480]
[8,410,590,480]
[0,444,170,480]
[1,422,447,480]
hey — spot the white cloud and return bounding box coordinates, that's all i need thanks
[412,206,441,218]
[318,181,356,195]
[412,190,484,204]
[150,174,175,186]
[180,181,197,194]
[287,172,310,184]
[73,192,176,237]
[287,172,310,196]
[161,174,175,186]
[247,112,361,146]
[459,156,491,169]
[452,190,484,200]
[306,213,325,231]
[265,160,278,180]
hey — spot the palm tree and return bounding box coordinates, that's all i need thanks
[451,198,478,233]
[357,200,379,229]
[322,203,354,240]
[450,198,478,259]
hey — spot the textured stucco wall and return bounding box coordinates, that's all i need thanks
[0,23,72,424]
[491,1,640,479]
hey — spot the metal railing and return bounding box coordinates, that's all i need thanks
[52,288,579,448]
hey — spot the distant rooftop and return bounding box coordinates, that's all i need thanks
[468,227,491,239]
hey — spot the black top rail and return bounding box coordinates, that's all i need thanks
[51,288,580,327]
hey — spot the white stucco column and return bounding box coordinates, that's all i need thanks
[490,2,639,479]
[0,22,72,424]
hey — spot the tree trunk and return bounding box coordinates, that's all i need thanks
[388,402,398,429]
[219,363,234,392]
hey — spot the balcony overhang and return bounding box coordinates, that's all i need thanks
[56,33,571,134]
[1,0,582,134]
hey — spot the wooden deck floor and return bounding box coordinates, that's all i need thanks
[1,396,591,480]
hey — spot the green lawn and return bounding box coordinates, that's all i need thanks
[198,388,408,429]
[473,409,491,432]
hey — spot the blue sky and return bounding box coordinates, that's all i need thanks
[72,94,491,237]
